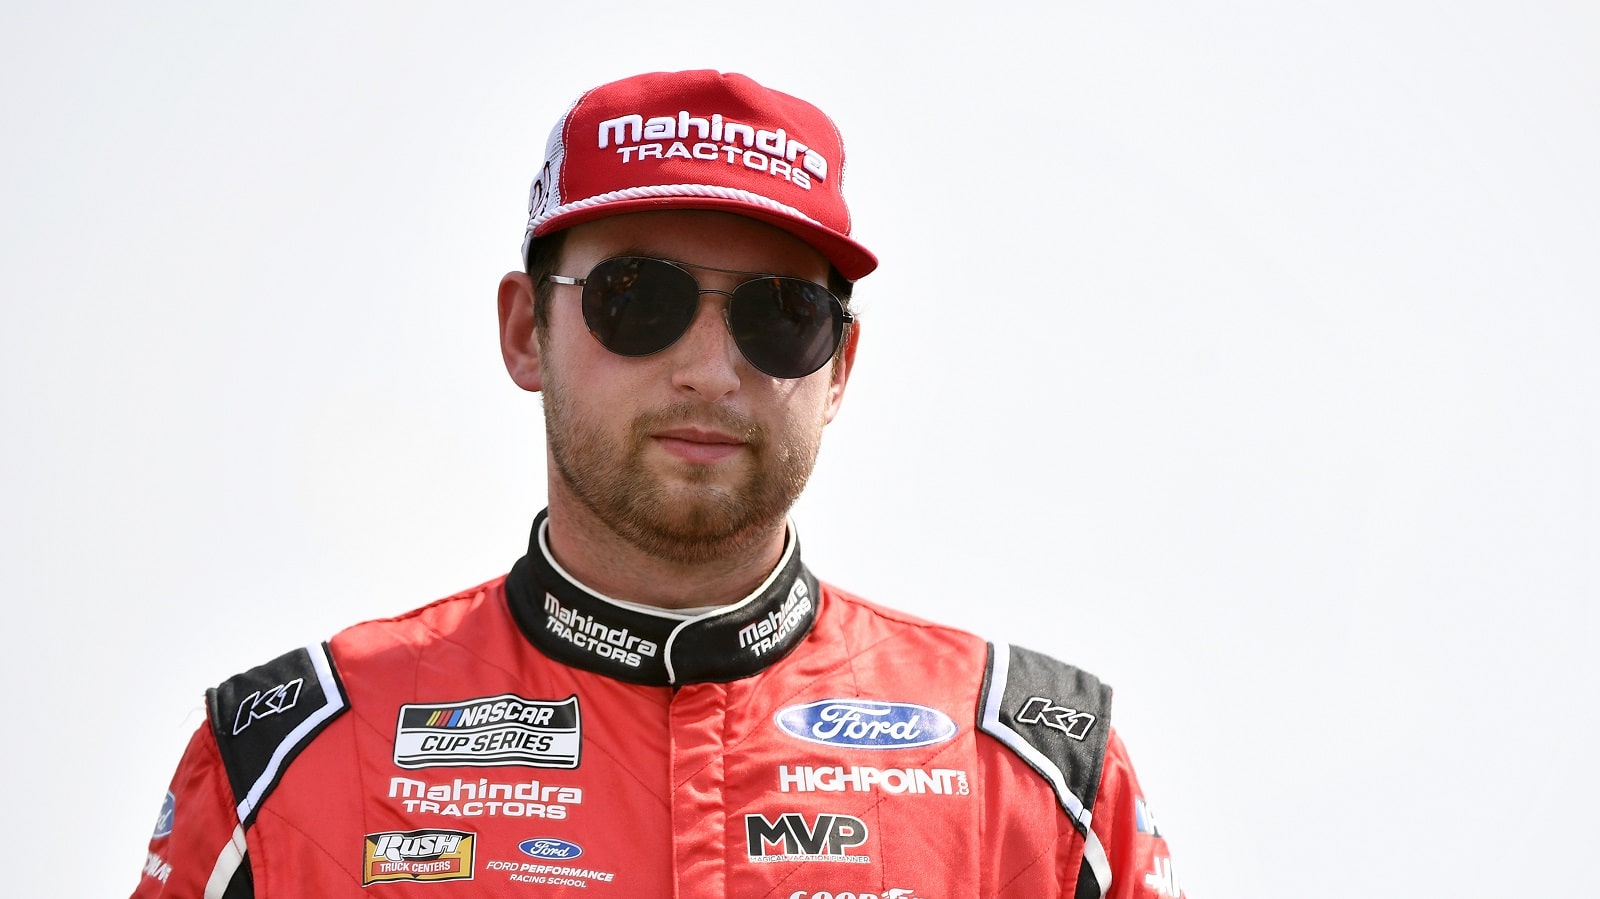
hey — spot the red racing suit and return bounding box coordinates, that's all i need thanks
[133,513,1186,898]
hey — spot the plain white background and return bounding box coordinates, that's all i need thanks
[3,2,1596,896]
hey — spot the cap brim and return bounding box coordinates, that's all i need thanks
[533,196,878,282]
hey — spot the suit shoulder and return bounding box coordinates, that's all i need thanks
[204,642,348,826]
[326,574,508,661]
[977,643,1114,830]
[203,575,508,823]
[818,580,989,650]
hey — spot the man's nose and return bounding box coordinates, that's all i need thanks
[667,291,743,400]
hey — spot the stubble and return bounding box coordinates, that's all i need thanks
[542,373,820,565]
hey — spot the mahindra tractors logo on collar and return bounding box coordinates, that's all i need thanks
[775,699,957,750]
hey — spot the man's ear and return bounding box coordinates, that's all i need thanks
[822,317,860,424]
[498,272,542,392]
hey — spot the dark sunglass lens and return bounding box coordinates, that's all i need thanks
[727,278,842,378]
[581,257,699,356]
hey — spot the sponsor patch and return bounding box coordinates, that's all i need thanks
[142,851,172,884]
[485,847,617,887]
[544,593,658,669]
[775,699,957,750]
[362,829,475,885]
[787,883,928,889]
[151,791,175,839]
[746,813,870,864]
[1135,797,1163,837]
[394,694,580,769]
[738,580,812,657]
[1014,695,1096,740]
[597,110,829,189]
[232,677,303,735]
[1144,856,1183,898]
[779,765,969,796]
[388,775,581,819]
[518,838,582,860]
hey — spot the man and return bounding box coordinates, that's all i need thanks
[133,70,1185,899]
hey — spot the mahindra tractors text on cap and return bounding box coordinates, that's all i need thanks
[522,70,877,281]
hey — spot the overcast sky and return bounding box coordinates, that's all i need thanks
[3,3,1596,897]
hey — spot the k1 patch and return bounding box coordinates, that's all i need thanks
[394,694,580,769]
[363,829,475,885]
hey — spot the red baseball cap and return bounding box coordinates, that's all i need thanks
[522,70,877,281]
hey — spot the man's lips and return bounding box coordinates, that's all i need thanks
[651,427,747,464]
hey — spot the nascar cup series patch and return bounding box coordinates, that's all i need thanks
[394,694,581,769]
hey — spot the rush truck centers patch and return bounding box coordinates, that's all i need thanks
[362,829,476,884]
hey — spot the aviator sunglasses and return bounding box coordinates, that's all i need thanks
[543,256,853,379]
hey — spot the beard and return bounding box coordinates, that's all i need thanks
[541,372,822,566]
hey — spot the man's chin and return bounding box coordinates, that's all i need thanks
[625,487,781,563]
[644,489,761,539]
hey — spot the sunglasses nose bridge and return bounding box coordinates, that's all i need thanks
[663,287,745,383]
[692,287,739,343]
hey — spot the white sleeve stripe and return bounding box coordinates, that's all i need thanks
[1081,834,1113,899]
[203,823,248,899]
[234,643,347,822]
[979,642,1112,898]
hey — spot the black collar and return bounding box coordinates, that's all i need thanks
[505,510,819,686]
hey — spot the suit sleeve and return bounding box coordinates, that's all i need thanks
[130,723,253,899]
[1089,729,1186,899]
[132,643,347,898]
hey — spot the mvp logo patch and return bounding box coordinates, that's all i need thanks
[745,813,870,864]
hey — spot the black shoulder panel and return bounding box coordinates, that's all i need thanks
[206,643,348,827]
[977,643,1113,832]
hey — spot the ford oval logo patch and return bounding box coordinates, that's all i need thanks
[775,699,958,750]
[152,791,175,839]
[518,838,583,860]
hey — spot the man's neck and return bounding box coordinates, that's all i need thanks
[541,496,789,611]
